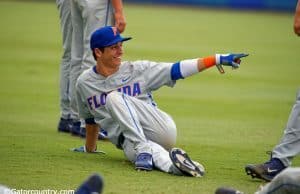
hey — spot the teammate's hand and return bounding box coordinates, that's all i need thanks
[114,11,126,33]
[71,145,106,154]
[218,53,249,68]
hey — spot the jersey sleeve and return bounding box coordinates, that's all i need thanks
[75,82,94,120]
[134,60,176,91]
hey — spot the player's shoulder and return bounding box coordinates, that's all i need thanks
[77,67,94,85]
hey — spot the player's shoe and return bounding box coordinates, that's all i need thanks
[71,121,81,136]
[98,129,108,140]
[215,187,244,194]
[135,153,153,171]
[57,118,72,133]
[75,174,104,194]
[169,148,205,177]
[245,158,286,181]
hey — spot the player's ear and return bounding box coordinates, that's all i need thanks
[94,48,103,59]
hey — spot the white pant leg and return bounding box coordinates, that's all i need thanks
[137,104,177,151]
[70,0,114,121]
[105,91,152,154]
[106,91,177,151]
[81,0,114,70]
[107,92,177,150]
[70,0,84,121]
[105,91,181,175]
[56,0,72,119]
[273,89,300,166]
[255,167,300,194]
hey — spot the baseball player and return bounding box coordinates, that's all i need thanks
[56,0,73,133]
[216,167,300,194]
[72,26,248,176]
[69,0,126,136]
[245,0,300,181]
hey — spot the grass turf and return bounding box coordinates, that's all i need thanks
[0,1,299,194]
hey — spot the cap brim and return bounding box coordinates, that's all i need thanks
[104,37,132,47]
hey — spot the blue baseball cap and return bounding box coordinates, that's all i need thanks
[90,26,131,50]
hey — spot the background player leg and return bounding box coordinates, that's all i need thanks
[245,90,300,181]
[272,90,300,166]
[69,0,84,136]
[56,0,72,133]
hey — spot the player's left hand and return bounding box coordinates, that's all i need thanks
[218,53,249,68]
[71,145,106,154]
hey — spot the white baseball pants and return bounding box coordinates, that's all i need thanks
[105,91,181,174]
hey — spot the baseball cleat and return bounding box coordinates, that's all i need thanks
[245,158,285,182]
[215,187,244,194]
[135,153,153,171]
[169,148,205,177]
[75,174,104,194]
[57,118,72,133]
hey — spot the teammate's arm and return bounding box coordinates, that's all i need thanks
[112,0,126,33]
[171,53,248,80]
[294,0,300,36]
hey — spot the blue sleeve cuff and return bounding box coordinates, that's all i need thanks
[171,62,183,80]
[85,118,96,124]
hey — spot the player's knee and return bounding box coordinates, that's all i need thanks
[167,122,177,145]
[162,127,177,151]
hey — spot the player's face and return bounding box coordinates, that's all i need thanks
[101,42,123,67]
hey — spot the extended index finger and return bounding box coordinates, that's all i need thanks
[235,53,249,59]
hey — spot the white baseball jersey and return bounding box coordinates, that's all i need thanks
[76,60,176,146]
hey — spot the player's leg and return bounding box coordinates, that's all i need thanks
[106,91,204,175]
[272,90,300,166]
[69,0,84,136]
[128,101,177,151]
[81,0,114,70]
[245,90,300,181]
[106,91,177,150]
[56,0,72,133]
[254,167,300,194]
[109,92,177,151]
[105,91,153,170]
[73,0,113,138]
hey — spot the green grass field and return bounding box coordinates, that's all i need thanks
[0,1,300,194]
